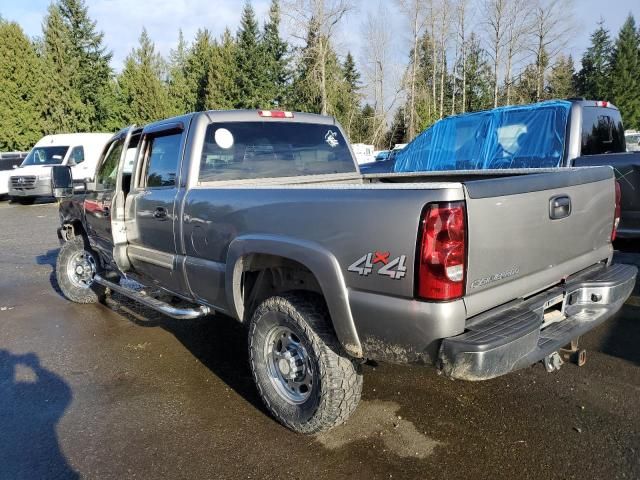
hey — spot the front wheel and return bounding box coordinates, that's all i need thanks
[55,236,105,304]
[249,293,363,433]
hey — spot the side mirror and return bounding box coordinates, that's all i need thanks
[12,164,18,169]
[66,158,76,167]
[51,165,73,198]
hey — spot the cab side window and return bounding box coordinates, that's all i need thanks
[70,146,85,165]
[143,133,182,188]
[95,140,123,191]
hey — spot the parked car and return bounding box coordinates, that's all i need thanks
[626,130,640,152]
[9,133,112,204]
[360,144,405,173]
[373,150,390,161]
[0,152,28,198]
[394,99,640,238]
[351,143,375,165]
[52,109,635,433]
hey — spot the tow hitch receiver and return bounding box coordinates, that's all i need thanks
[560,338,587,367]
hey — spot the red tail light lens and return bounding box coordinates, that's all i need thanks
[612,181,621,241]
[417,202,467,301]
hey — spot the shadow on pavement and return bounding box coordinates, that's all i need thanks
[106,293,269,418]
[0,350,79,480]
[598,306,640,367]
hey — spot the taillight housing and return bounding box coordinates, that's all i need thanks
[417,201,467,301]
[612,181,621,241]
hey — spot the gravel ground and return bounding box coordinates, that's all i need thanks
[1,200,639,480]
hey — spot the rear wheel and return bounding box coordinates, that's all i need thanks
[249,293,363,433]
[56,236,106,304]
[11,197,35,205]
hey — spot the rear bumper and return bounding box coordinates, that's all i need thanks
[440,263,637,381]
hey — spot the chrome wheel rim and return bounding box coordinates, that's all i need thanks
[66,250,97,289]
[264,324,314,405]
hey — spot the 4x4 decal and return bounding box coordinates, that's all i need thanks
[348,251,407,280]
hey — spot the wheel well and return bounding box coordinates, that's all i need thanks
[61,220,86,242]
[241,254,323,321]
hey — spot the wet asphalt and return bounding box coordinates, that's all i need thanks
[0,200,639,480]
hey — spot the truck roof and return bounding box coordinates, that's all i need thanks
[141,110,338,133]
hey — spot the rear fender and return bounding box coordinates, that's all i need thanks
[226,235,362,358]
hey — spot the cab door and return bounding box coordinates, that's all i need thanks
[84,129,133,256]
[125,122,189,295]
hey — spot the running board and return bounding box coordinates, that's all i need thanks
[94,275,211,320]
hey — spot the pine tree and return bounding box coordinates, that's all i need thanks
[576,21,613,100]
[57,0,113,130]
[291,18,323,113]
[513,64,539,104]
[610,15,640,129]
[184,29,215,112]
[334,52,362,139]
[262,0,289,108]
[168,30,192,115]
[547,54,576,99]
[383,107,408,148]
[41,4,90,133]
[235,2,267,108]
[205,29,237,109]
[117,29,171,125]
[463,33,493,112]
[0,19,45,150]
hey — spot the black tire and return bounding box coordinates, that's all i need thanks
[11,197,35,205]
[249,293,363,433]
[56,236,106,304]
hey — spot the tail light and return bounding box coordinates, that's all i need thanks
[611,181,621,241]
[595,100,610,108]
[417,202,467,301]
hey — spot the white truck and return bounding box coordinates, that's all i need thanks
[9,133,112,204]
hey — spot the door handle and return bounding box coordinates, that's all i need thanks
[153,207,168,220]
[549,195,571,220]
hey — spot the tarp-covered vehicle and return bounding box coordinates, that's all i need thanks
[393,99,640,238]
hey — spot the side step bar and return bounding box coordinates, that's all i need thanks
[94,275,211,320]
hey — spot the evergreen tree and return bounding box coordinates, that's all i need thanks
[291,18,323,113]
[205,29,238,109]
[464,33,493,112]
[57,0,113,130]
[117,29,171,125]
[513,63,539,104]
[0,19,45,150]
[610,14,640,129]
[334,52,362,139]
[168,30,192,115]
[235,2,267,108]
[576,21,613,100]
[353,103,375,144]
[41,4,90,132]
[262,0,289,108]
[383,107,408,149]
[547,55,576,99]
[184,29,215,112]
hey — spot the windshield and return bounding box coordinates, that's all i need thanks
[21,146,69,166]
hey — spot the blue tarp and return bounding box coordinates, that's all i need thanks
[393,100,571,172]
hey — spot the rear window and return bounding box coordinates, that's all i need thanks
[581,107,626,155]
[199,122,356,182]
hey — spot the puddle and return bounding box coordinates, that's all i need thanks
[317,400,441,459]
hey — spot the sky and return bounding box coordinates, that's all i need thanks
[0,0,638,103]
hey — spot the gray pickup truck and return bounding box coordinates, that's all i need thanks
[51,109,636,433]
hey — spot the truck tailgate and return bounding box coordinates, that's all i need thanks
[463,167,615,317]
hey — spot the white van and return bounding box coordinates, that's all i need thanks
[0,152,28,197]
[9,133,112,204]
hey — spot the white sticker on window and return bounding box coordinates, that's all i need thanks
[325,130,339,148]
[214,128,234,149]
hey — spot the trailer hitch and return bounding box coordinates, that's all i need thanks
[560,338,587,367]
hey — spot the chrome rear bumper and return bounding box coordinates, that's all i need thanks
[440,263,637,381]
